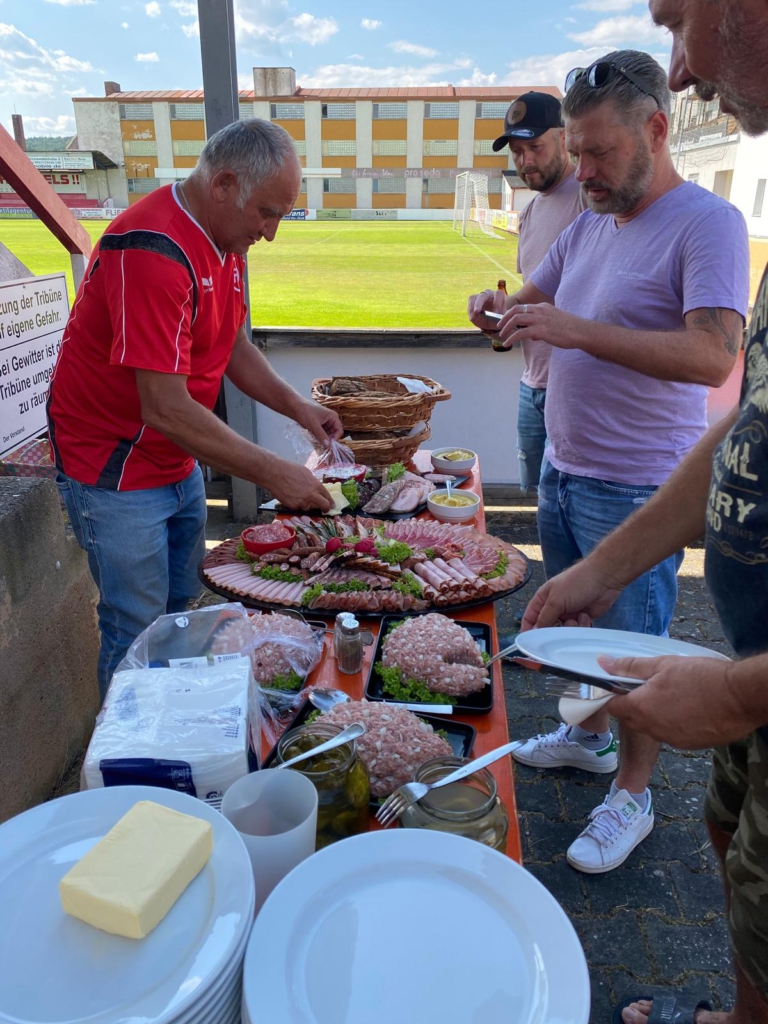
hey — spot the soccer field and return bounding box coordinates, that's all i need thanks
[0,218,520,328]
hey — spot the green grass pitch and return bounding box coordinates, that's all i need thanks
[0,218,520,328]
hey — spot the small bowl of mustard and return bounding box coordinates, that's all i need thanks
[430,447,477,473]
[427,488,481,523]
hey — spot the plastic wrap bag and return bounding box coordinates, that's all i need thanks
[82,659,254,808]
[285,422,362,481]
[112,603,271,758]
[209,610,326,746]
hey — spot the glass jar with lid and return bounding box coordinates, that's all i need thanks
[399,755,508,851]
[275,722,370,848]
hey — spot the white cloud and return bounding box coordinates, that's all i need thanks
[565,16,578,24]
[44,0,96,5]
[135,51,160,61]
[50,50,93,72]
[300,59,482,88]
[288,12,338,45]
[505,45,614,88]
[457,67,498,87]
[121,21,129,27]
[361,18,381,30]
[573,0,642,9]
[170,0,198,36]
[63,85,91,96]
[347,53,364,60]
[145,2,161,16]
[388,40,437,58]
[181,20,199,36]
[569,14,667,47]
[24,113,75,135]
[0,23,94,97]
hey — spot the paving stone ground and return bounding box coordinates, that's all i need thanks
[204,498,738,1020]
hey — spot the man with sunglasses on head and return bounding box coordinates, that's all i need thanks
[492,92,585,499]
[468,50,749,875]
[517,4,768,1021]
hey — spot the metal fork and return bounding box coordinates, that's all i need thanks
[544,674,643,700]
[375,741,520,827]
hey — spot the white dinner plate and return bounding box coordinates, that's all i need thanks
[173,928,247,1024]
[243,829,589,1024]
[513,627,730,683]
[0,786,254,1024]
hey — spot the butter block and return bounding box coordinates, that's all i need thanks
[325,482,349,516]
[59,800,213,939]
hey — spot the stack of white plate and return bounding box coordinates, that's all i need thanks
[242,829,590,1024]
[0,785,254,1024]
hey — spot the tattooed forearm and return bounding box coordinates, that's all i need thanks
[691,307,742,356]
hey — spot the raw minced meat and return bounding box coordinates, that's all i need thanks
[210,612,322,686]
[318,699,452,798]
[381,613,489,696]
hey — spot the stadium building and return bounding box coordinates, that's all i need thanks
[67,68,556,216]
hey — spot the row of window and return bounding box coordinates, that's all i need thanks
[324,177,503,194]
[312,140,505,157]
[127,176,502,195]
[123,140,206,157]
[123,138,506,160]
[119,100,513,122]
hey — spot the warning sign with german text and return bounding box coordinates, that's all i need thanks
[0,273,69,459]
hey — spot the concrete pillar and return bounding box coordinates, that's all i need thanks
[253,100,270,120]
[307,177,324,209]
[152,102,174,183]
[356,177,373,210]
[405,176,423,209]
[304,101,322,167]
[356,100,372,168]
[458,100,475,169]
[407,100,424,168]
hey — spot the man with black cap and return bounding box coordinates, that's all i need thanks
[493,91,585,498]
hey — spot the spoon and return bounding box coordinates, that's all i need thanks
[277,722,366,771]
[307,687,351,713]
[445,478,453,502]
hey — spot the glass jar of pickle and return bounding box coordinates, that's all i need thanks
[275,722,370,849]
[399,755,508,851]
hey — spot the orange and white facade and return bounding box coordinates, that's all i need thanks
[71,68,558,214]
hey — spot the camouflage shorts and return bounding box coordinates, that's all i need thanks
[705,727,768,999]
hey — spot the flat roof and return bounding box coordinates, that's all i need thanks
[75,85,561,103]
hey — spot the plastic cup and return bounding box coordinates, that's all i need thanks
[222,769,318,914]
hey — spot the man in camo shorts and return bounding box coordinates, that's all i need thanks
[519,2,768,1019]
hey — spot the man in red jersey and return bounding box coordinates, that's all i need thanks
[48,118,341,697]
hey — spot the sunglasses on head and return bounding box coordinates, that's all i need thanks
[565,61,662,109]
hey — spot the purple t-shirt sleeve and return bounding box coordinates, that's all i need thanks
[529,219,575,300]
[679,206,750,318]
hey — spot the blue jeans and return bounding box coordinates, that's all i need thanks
[517,382,547,496]
[56,466,207,699]
[538,460,684,635]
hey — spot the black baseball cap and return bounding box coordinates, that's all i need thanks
[492,92,564,151]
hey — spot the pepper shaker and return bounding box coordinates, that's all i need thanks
[337,616,364,675]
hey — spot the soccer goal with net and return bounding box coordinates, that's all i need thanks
[452,171,500,239]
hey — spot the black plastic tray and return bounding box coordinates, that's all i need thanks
[259,474,471,521]
[365,616,494,715]
[262,695,477,781]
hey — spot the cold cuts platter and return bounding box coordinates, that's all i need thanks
[200,514,530,618]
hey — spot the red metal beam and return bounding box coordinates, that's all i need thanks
[0,124,92,257]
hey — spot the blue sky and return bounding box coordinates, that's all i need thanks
[0,0,671,137]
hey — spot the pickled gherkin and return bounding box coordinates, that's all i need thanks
[276,723,370,848]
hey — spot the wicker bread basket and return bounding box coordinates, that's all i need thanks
[344,423,431,467]
[311,374,451,433]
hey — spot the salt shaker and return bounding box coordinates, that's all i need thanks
[337,616,364,675]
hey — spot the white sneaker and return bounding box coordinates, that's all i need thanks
[567,788,654,874]
[510,723,618,773]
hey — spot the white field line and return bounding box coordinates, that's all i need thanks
[461,232,523,285]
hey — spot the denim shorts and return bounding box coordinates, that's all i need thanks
[56,465,207,698]
[537,460,684,635]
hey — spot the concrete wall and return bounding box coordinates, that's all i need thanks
[73,99,124,169]
[0,479,100,823]
[256,343,525,484]
[730,133,768,239]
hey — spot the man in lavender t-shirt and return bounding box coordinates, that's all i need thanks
[468,50,749,874]
[492,92,586,495]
